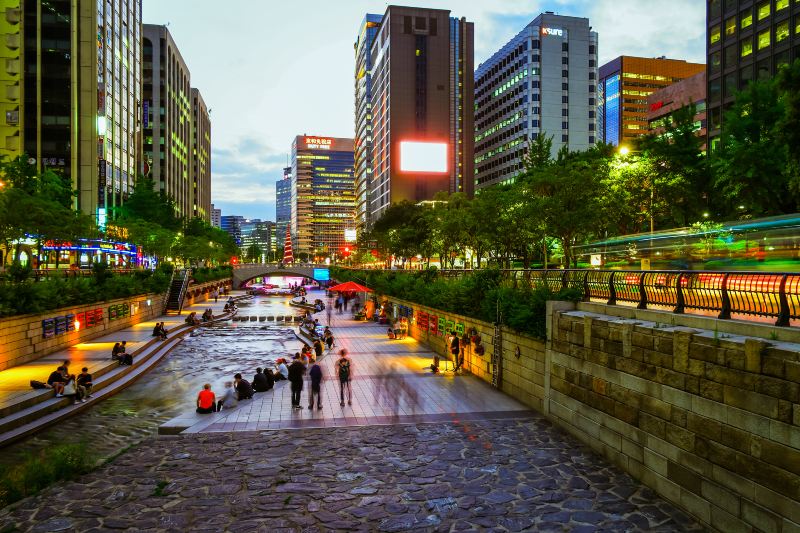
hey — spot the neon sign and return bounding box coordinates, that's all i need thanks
[542,27,563,37]
[305,137,333,150]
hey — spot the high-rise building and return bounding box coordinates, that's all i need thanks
[220,215,244,247]
[10,0,142,221]
[191,88,211,221]
[647,71,707,149]
[598,56,705,147]
[368,6,474,221]
[241,219,275,261]
[353,13,382,230]
[276,166,292,246]
[0,1,22,161]
[210,204,221,228]
[706,0,799,149]
[474,13,597,189]
[290,136,355,260]
[143,24,193,220]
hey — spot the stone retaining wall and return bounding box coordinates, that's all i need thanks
[384,295,800,532]
[386,297,548,412]
[0,293,166,371]
[184,279,232,308]
[548,309,800,532]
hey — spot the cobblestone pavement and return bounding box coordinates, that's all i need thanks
[0,415,702,532]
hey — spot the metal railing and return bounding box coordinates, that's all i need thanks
[347,268,800,327]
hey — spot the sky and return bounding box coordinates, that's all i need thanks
[142,0,706,221]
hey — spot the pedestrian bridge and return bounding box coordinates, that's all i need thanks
[232,263,330,287]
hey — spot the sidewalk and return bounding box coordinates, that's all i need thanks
[0,295,232,415]
[166,305,533,434]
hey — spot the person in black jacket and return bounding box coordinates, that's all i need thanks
[287,356,306,409]
[234,373,253,400]
[252,368,272,393]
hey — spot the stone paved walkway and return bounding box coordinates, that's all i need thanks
[0,417,701,532]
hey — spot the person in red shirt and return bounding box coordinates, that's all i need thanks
[196,383,217,413]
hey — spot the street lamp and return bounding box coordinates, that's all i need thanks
[618,146,630,156]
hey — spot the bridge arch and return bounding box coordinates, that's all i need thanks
[232,263,330,288]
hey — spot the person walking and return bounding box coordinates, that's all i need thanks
[449,332,460,372]
[308,360,323,410]
[212,288,219,303]
[336,349,353,406]
[288,355,306,409]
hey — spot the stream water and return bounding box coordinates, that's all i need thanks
[0,279,314,466]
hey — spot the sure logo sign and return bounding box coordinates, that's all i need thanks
[542,27,563,37]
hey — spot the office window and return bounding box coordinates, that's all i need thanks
[710,24,721,44]
[776,49,791,69]
[562,69,569,77]
[589,136,595,144]
[709,78,721,103]
[757,1,770,20]
[562,43,568,52]
[532,54,540,62]
[739,64,754,88]
[758,28,770,50]
[562,121,569,129]
[741,10,753,29]
[711,51,722,73]
[741,37,753,57]
[562,57,569,65]
[562,82,569,90]
[725,0,737,12]
[777,0,789,10]
[710,0,721,18]
[562,108,569,116]
[797,15,800,35]
[777,21,790,42]
[724,72,737,97]
[757,58,771,79]
[561,134,569,142]
[725,43,737,67]
[725,17,736,37]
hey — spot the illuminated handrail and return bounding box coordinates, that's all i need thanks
[340,267,800,327]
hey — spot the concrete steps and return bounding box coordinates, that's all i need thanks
[0,313,233,448]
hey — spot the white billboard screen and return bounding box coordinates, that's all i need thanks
[399,141,448,173]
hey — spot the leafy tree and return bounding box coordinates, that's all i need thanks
[776,59,800,194]
[711,76,794,216]
[636,103,710,226]
[245,243,263,262]
[114,177,183,232]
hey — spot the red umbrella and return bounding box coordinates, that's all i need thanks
[328,281,373,293]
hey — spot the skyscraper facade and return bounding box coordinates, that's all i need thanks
[143,24,193,220]
[706,0,799,148]
[210,204,221,228]
[241,219,275,261]
[191,88,211,221]
[12,0,142,221]
[598,56,705,147]
[275,166,292,246]
[0,1,22,161]
[353,13,382,231]
[290,136,355,260]
[220,215,244,247]
[474,13,597,189]
[647,71,707,148]
[368,6,474,222]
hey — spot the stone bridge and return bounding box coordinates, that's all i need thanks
[232,263,330,287]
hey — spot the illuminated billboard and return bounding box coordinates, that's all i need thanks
[313,268,331,281]
[399,141,448,173]
[344,229,357,242]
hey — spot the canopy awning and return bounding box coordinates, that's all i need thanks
[328,281,373,293]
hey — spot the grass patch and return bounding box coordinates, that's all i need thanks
[0,441,95,508]
[152,480,169,497]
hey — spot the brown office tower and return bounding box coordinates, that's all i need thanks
[368,6,474,222]
[599,56,705,148]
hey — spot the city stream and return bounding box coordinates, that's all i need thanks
[0,279,314,466]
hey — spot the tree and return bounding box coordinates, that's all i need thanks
[114,177,183,232]
[776,59,800,194]
[245,243,263,263]
[636,103,710,226]
[711,76,794,216]
[522,144,614,267]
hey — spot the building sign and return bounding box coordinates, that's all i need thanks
[42,309,102,338]
[344,229,357,242]
[143,100,149,128]
[305,137,333,150]
[542,27,563,37]
[399,141,448,173]
[414,309,465,338]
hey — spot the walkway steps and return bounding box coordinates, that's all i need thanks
[0,313,233,448]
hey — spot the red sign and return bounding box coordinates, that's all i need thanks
[650,101,664,112]
[417,311,429,331]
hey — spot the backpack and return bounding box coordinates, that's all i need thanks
[30,380,48,390]
[338,359,350,381]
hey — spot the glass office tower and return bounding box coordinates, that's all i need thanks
[290,136,355,260]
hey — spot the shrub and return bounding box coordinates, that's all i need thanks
[331,267,581,339]
[0,441,95,508]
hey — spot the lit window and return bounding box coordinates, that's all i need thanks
[758,29,770,49]
[725,17,736,36]
[758,2,770,20]
[777,20,790,42]
[710,24,721,44]
[741,39,753,57]
[777,0,789,10]
[741,11,753,29]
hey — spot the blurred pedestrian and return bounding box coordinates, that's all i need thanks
[288,355,306,409]
[308,359,323,410]
[336,349,353,406]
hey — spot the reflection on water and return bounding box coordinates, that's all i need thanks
[0,293,310,466]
